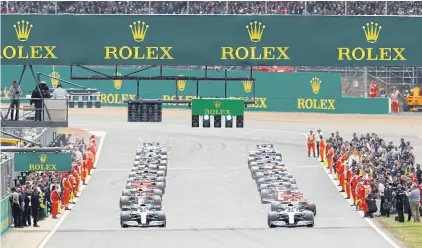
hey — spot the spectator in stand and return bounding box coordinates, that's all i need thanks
[2,1,422,16]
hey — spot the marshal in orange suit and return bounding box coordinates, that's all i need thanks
[50,185,61,218]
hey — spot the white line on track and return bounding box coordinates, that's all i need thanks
[37,130,107,248]
[297,133,401,248]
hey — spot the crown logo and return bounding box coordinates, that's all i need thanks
[362,22,382,44]
[215,101,222,109]
[243,80,253,93]
[177,75,186,91]
[246,21,265,43]
[14,20,33,42]
[114,72,122,90]
[310,77,322,95]
[39,154,47,163]
[50,71,60,88]
[129,21,149,42]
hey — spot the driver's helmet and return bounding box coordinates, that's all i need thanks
[139,204,147,212]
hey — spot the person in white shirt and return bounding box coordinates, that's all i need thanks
[316,128,323,158]
[8,80,22,120]
[51,83,69,99]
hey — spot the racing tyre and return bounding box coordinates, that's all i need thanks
[125,183,132,189]
[259,183,269,191]
[120,211,130,228]
[156,177,166,183]
[129,172,137,177]
[256,178,266,188]
[248,161,257,169]
[157,171,165,177]
[156,182,166,194]
[254,172,264,180]
[122,189,131,196]
[268,211,278,228]
[120,196,130,209]
[156,211,166,227]
[153,189,163,197]
[304,211,314,227]
[270,202,279,211]
[307,202,317,216]
[158,166,167,174]
[152,195,162,206]
[250,166,259,177]
[260,189,273,203]
[289,178,297,184]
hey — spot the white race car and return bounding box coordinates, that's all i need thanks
[268,203,314,228]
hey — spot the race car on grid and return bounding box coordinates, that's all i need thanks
[121,203,166,228]
[268,203,315,228]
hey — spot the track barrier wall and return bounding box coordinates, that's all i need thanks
[1,66,390,114]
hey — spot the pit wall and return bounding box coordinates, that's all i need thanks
[0,66,390,114]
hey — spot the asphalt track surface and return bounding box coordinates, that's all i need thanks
[43,110,422,248]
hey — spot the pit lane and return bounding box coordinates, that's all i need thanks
[41,108,421,248]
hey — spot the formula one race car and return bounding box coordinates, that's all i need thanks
[250,162,286,178]
[270,192,317,216]
[130,166,166,177]
[268,203,314,228]
[137,143,167,155]
[121,204,166,228]
[126,178,166,191]
[133,160,167,171]
[122,182,164,197]
[260,186,300,203]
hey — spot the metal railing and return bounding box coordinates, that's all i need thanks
[1,98,69,124]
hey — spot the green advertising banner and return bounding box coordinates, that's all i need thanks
[192,99,244,116]
[1,65,389,114]
[1,196,12,235]
[14,152,72,172]
[1,15,421,66]
[0,65,342,113]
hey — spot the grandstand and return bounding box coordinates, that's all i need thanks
[1,1,421,98]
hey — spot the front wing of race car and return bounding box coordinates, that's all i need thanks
[121,219,166,228]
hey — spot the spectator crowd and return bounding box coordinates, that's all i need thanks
[308,129,421,223]
[1,1,422,15]
[9,133,97,228]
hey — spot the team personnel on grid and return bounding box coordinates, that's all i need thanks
[315,128,323,157]
[307,130,316,157]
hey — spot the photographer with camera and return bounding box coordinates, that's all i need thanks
[8,80,21,120]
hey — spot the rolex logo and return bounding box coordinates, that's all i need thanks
[39,154,47,163]
[215,101,222,109]
[243,80,253,93]
[129,21,149,42]
[310,77,322,95]
[50,71,60,88]
[14,20,33,42]
[362,22,382,44]
[114,72,122,90]
[177,75,186,91]
[246,21,265,42]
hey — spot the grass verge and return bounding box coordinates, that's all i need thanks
[376,216,422,248]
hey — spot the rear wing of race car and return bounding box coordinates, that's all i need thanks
[257,144,274,149]
[142,142,160,147]
[277,192,304,202]
[131,181,157,186]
